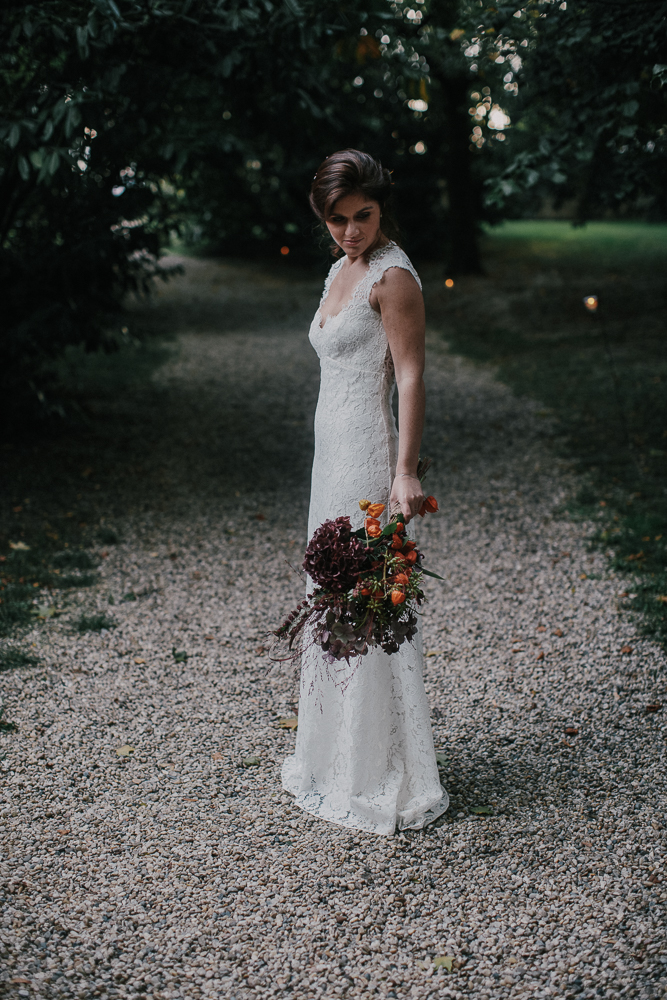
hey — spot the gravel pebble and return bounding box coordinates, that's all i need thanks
[1,258,665,1000]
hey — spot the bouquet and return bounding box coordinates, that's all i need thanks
[272,469,441,666]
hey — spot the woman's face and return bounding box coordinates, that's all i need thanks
[325,192,383,259]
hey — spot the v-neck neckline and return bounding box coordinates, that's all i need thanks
[317,243,392,330]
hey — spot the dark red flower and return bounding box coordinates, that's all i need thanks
[303,516,369,593]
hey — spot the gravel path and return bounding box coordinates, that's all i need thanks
[1,258,666,1000]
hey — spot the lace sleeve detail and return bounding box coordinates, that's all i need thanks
[357,243,422,302]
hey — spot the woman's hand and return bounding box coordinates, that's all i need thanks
[390,474,424,524]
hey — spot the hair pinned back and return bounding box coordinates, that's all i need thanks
[309,149,401,254]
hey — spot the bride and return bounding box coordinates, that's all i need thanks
[281,149,448,835]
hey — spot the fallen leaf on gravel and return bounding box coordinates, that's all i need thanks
[204,634,215,640]
[656,595,667,604]
[57,830,69,836]
[11,978,31,985]
[435,751,448,767]
[579,573,587,580]
[553,628,563,637]
[31,604,57,619]
[434,956,455,971]
[116,745,135,756]
[537,625,546,632]
[564,727,579,735]
[172,648,188,662]
[241,755,260,767]
[536,651,544,660]
[212,752,224,760]
[621,646,633,654]
[646,704,662,713]
[470,805,493,815]
[254,513,266,521]
[9,541,30,551]
[134,658,145,664]
[255,645,266,654]
[278,717,298,730]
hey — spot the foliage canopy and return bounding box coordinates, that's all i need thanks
[1,0,665,418]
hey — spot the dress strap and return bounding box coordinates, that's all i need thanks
[320,257,345,306]
[354,242,422,303]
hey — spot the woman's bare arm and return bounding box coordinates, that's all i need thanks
[371,266,426,523]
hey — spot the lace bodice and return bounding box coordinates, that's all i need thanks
[281,241,448,836]
[310,241,421,376]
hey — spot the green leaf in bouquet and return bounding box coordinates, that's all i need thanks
[421,567,445,581]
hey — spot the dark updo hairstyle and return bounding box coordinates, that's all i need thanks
[309,149,401,257]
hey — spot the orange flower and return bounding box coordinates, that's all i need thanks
[358,499,371,511]
[404,539,416,551]
[360,586,371,596]
[390,533,404,550]
[393,521,405,534]
[366,502,385,518]
[364,517,380,529]
[418,496,438,517]
[405,550,418,564]
[393,572,410,586]
[366,523,382,538]
[391,589,406,605]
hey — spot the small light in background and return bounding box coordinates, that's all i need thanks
[583,295,598,312]
[445,278,454,288]
[407,99,428,112]
[111,185,125,197]
[413,141,427,154]
[280,246,290,256]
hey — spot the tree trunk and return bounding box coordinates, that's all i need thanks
[441,74,484,275]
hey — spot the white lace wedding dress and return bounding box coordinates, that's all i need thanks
[281,242,448,836]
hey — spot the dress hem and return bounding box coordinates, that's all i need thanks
[282,761,449,837]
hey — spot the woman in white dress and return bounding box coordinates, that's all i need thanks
[281,150,448,835]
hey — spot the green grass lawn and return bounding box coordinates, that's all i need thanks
[424,219,667,645]
[483,219,667,264]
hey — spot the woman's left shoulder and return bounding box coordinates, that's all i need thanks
[373,244,422,293]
